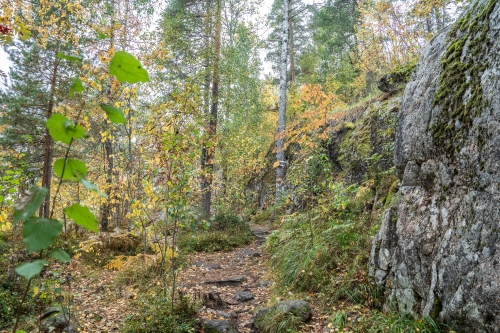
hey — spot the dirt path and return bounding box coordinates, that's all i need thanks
[177,226,271,332]
[65,225,328,332]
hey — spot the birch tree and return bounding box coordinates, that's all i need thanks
[275,0,290,199]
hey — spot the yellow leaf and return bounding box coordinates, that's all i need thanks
[272,161,280,168]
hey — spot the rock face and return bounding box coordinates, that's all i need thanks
[370,0,500,331]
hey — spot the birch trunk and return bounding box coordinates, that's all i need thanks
[275,0,290,201]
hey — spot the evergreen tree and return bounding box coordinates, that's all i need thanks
[0,41,77,195]
[309,0,359,100]
[266,0,311,83]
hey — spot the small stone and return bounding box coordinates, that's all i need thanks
[217,311,238,319]
[259,280,272,288]
[202,319,238,333]
[205,276,247,286]
[233,290,254,302]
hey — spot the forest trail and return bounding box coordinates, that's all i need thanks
[177,225,271,332]
[177,225,327,332]
[64,225,328,332]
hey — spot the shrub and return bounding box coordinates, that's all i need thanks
[178,229,253,253]
[177,213,254,253]
[121,295,197,333]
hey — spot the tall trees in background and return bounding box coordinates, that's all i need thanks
[0,0,472,232]
[309,0,359,100]
[0,0,85,218]
[266,0,309,83]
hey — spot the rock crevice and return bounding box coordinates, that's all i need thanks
[370,0,500,331]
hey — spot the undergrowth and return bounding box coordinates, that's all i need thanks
[329,309,450,332]
[258,308,305,333]
[121,294,198,333]
[178,213,254,252]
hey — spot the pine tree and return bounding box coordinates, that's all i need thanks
[0,40,77,203]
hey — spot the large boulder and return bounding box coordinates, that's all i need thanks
[370,0,500,331]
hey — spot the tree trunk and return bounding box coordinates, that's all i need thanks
[201,0,221,219]
[275,0,290,201]
[289,16,295,83]
[101,0,115,232]
[40,53,60,218]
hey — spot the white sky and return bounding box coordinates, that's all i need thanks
[0,0,315,81]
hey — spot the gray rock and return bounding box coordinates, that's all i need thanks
[233,290,254,302]
[202,319,238,333]
[259,280,272,288]
[274,300,312,322]
[251,227,269,238]
[253,300,312,330]
[217,311,238,319]
[377,71,408,94]
[369,1,500,331]
[204,276,247,286]
[39,307,79,333]
[194,261,222,270]
[240,248,261,257]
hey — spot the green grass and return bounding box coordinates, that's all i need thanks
[121,295,198,333]
[257,308,305,333]
[327,309,450,333]
[178,213,254,252]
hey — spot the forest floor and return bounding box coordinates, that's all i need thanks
[64,224,329,332]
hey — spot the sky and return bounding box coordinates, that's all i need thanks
[0,0,316,81]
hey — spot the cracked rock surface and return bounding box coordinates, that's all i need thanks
[369,1,500,331]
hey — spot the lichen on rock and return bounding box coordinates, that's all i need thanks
[370,0,500,331]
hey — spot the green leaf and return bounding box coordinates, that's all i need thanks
[70,78,85,97]
[13,187,48,224]
[81,179,108,198]
[49,248,71,263]
[23,218,63,253]
[47,114,85,145]
[109,51,149,84]
[64,204,98,233]
[15,260,47,280]
[54,158,87,181]
[57,52,82,63]
[100,104,127,125]
[97,31,109,40]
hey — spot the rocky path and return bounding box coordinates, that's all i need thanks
[177,226,272,332]
[61,225,327,333]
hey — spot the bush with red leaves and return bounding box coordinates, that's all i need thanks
[0,24,13,35]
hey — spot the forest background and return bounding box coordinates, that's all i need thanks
[0,0,469,332]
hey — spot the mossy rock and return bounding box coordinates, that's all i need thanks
[254,300,312,332]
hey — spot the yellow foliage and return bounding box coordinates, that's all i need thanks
[104,248,178,271]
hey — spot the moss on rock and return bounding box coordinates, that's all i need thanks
[432,0,498,155]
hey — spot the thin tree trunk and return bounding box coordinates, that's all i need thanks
[201,0,221,219]
[101,0,115,232]
[275,0,290,201]
[201,0,212,219]
[40,52,60,218]
[289,17,295,83]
